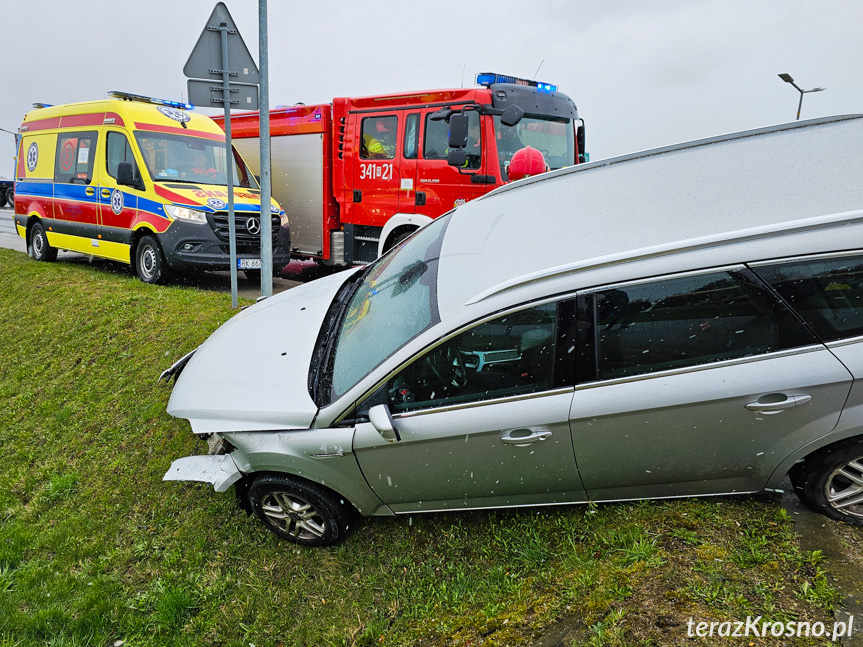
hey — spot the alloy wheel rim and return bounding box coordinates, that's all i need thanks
[260,491,327,539]
[825,457,863,519]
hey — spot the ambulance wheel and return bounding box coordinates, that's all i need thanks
[135,234,169,284]
[29,221,57,262]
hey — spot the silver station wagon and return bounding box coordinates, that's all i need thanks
[164,115,863,546]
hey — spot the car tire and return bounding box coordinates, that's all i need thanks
[796,438,863,526]
[135,234,169,284]
[247,474,351,546]
[29,221,57,262]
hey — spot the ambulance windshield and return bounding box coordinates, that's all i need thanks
[134,132,258,188]
[493,115,574,181]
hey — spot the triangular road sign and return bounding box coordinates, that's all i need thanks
[184,2,260,84]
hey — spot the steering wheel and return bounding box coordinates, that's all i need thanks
[423,346,468,390]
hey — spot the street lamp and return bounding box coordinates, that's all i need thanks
[778,73,825,120]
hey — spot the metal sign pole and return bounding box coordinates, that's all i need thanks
[259,0,273,297]
[220,21,239,308]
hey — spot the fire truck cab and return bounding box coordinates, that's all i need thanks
[226,73,585,266]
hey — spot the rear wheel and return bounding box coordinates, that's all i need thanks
[247,474,351,546]
[135,234,169,284]
[796,438,863,526]
[29,221,57,262]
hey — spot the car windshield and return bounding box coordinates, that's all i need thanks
[330,215,450,399]
[133,131,258,188]
[494,115,575,180]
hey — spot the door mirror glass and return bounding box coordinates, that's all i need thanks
[448,113,469,149]
[447,149,467,168]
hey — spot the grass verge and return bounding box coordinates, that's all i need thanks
[0,249,857,646]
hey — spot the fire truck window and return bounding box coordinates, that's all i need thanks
[106,132,140,182]
[423,111,481,169]
[404,113,419,159]
[361,116,397,160]
[55,131,98,185]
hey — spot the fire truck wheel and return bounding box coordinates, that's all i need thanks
[386,228,416,253]
[135,234,169,284]
[29,221,57,262]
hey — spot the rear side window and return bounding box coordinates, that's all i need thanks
[106,132,140,182]
[587,270,815,381]
[753,254,863,342]
[55,131,98,184]
[360,116,397,160]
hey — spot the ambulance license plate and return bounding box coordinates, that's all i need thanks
[239,259,262,269]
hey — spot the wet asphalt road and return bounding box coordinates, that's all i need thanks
[0,204,340,299]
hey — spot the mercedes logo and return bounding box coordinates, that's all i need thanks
[246,217,261,235]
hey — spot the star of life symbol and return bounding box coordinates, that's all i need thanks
[111,189,124,215]
[157,106,191,123]
[207,198,226,209]
[27,142,39,172]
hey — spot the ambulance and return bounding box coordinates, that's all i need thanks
[13,92,291,283]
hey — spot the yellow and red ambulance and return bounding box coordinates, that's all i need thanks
[13,92,290,283]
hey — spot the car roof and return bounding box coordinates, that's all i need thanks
[435,114,863,319]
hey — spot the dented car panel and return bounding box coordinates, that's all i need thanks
[164,454,243,493]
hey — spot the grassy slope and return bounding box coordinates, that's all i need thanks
[0,249,854,647]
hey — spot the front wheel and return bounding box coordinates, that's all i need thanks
[29,221,57,262]
[247,474,351,546]
[135,234,169,284]
[796,438,863,525]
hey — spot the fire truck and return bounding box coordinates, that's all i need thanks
[221,72,586,265]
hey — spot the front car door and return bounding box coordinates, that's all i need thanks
[568,267,853,502]
[352,300,586,513]
[96,131,142,262]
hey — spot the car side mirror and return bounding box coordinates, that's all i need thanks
[500,104,524,128]
[117,162,144,191]
[448,113,469,149]
[447,149,467,168]
[369,404,400,443]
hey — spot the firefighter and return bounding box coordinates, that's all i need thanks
[362,120,396,159]
[507,146,549,181]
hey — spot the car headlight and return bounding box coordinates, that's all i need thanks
[165,205,207,224]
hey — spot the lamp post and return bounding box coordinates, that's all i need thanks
[778,74,825,120]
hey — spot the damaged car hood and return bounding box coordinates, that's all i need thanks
[166,269,357,434]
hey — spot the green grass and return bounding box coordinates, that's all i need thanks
[0,249,852,646]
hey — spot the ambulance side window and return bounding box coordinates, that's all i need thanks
[55,131,98,185]
[106,132,139,182]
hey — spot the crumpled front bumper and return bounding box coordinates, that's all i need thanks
[163,454,243,492]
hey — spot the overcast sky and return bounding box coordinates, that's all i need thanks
[2,0,861,179]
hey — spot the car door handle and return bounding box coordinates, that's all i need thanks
[745,394,812,414]
[85,187,95,196]
[101,189,112,198]
[500,430,552,447]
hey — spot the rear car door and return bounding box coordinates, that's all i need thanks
[568,267,853,502]
[352,300,586,513]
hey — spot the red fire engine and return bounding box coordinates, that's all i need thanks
[220,72,586,266]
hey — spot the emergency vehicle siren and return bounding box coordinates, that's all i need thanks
[475,72,557,93]
[108,91,194,111]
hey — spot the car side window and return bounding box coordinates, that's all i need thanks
[360,116,397,160]
[384,302,558,414]
[752,254,863,342]
[55,131,98,185]
[590,270,814,381]
[106,132,140,182]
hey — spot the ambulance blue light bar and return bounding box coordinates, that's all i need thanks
[109,91,194,110]
[475,73,558,93]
